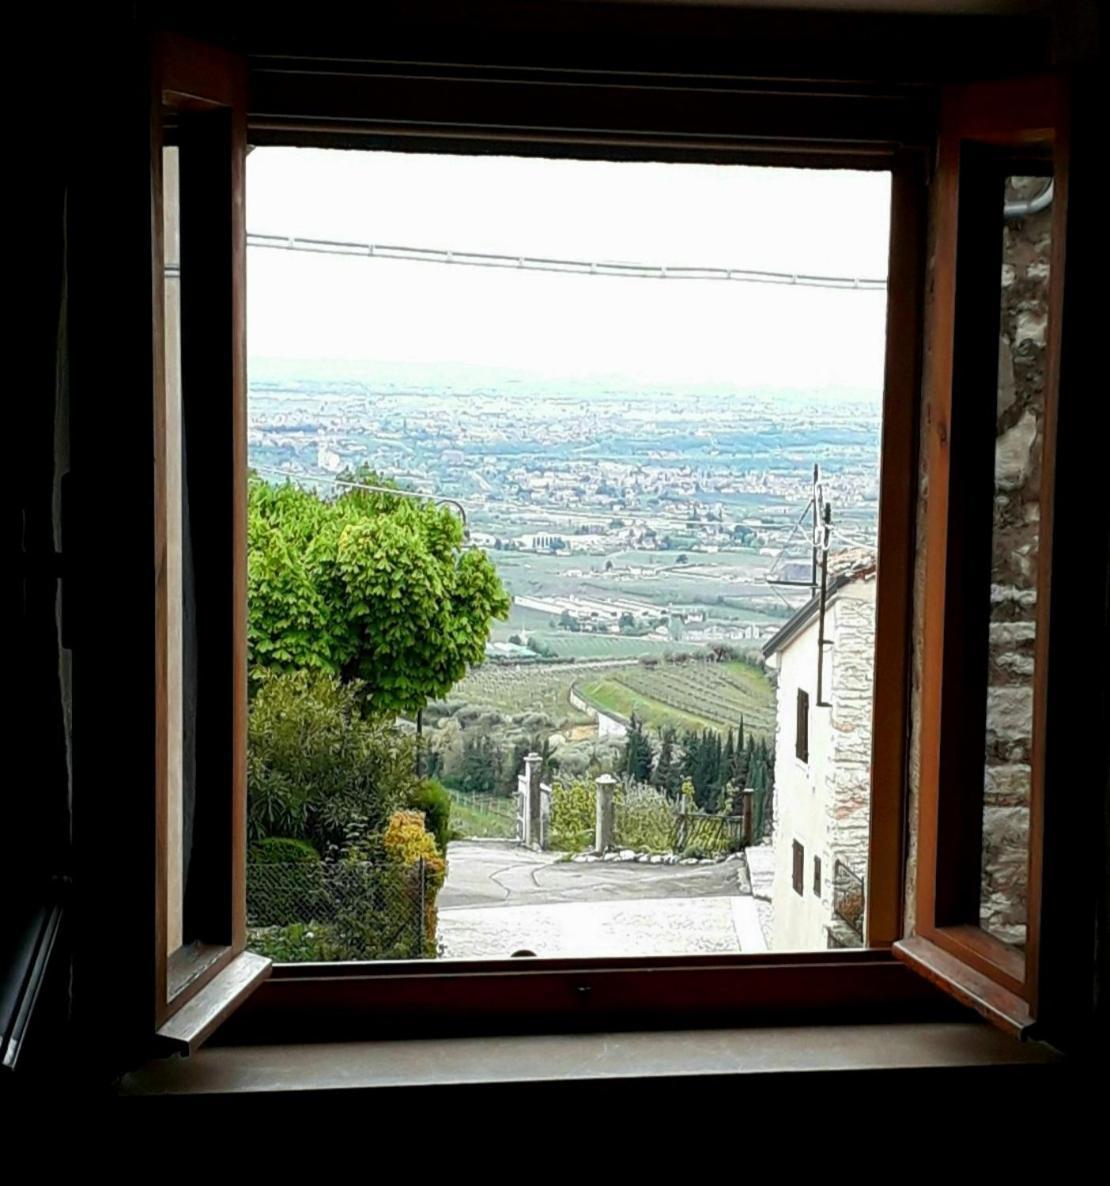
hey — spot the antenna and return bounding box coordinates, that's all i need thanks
[766,464,823,593]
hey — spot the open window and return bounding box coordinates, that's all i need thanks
[150,33,269,1051]
[72,18,1090,1067]
[894,76,1071,1036]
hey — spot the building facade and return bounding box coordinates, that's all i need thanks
[763,570,876,950]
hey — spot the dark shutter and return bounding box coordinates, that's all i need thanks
[814,855,822,897]
[792,840,804,896]
[795,689,810,763]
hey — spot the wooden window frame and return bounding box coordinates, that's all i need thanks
[149,33,269,1050]
[218,57,932,1044]
[75,30,995,1063]
[893,76,1071,1037]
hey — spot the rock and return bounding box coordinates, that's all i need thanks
[649,854,664,864]
[679,857,699,866]
[995,410,1037,491]
[603,852,620,862]
[619,849,635,861]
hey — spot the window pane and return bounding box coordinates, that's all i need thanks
[979,173,1053,951]
[161,139,186,957]
[244,150,890,960]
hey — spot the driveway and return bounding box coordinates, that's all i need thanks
[439,840,749,909]
[437,840,764,959]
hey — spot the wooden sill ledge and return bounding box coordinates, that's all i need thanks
[122,1021,1058,1098]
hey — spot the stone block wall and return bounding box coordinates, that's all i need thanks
[979,178,1052,948]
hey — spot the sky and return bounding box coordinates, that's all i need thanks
[246,148,891,394]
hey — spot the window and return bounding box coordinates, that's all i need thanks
[895,76,1074,1036]
[795,688,810,764]
[814,856,822,897]
[792,841,804,896]
[71,25,1090,1066]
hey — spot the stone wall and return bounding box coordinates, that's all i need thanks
[979,179,1052,949]
[828,583,877,889]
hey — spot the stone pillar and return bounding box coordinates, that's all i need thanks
[523,752,542,849]
[595,774,616,853]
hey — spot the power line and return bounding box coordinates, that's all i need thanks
[247,232,887,292]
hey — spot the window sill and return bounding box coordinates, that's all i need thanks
[120,1020,1058,1099]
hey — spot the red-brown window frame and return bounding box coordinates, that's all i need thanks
[893,76,1071,1037]
[149,32,269,1051]
[210,70,932,1042]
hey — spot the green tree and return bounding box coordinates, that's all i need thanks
[248,471,509,714]
[620,714,654,782]
[651,726,680,795]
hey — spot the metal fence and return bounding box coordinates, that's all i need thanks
[832,858,866,940]
[246,859,433,961]
[674,811,747,855]
[446,788,517,839]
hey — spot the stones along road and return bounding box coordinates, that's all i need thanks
[437,840,764,959]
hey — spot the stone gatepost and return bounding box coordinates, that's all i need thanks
[595,774,617,853]
[523,752,543,849]
[741,787,755,847]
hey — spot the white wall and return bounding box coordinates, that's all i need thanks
[768,578,875,951]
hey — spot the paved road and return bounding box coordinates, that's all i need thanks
[439,840,748,910]
[437,841,763,959]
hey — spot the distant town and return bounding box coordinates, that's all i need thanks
[248,358,883,662]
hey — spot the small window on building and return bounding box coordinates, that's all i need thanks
[813,855,822,897]
[792,840,804,896]
[795,688,810,764]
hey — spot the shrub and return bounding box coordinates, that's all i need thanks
[383,809,441,866]
[550,779,596,852]
[407,779,452,854]
[247,669,422,851]
[249,837,321,864]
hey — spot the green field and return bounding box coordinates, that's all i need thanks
[577,659,775,741]
[442,663,594,725]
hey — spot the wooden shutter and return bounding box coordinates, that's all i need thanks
[795,689,809,763]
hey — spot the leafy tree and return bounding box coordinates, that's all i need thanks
[248,471,509,714]
[618,611,636,632]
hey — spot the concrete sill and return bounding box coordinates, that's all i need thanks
[120,1021,1059,1098]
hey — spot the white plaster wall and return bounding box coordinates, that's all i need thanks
[769,578,876,950]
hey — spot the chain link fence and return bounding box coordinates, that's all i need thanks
[246,858,435,961]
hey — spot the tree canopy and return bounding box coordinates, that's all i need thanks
[248,471,509,714]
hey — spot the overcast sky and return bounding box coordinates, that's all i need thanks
[247,148,891,394]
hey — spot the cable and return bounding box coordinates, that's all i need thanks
[247,232,887,292]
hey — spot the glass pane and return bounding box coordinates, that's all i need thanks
[979,173,1053,950]
[245,150,891,960]
[161,140,186,957]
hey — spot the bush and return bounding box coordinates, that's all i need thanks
[247,669,422,851]
[249,837,321,864]
[407,779,452,854]
[550,779,596,852]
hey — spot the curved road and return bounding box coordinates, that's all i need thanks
[438,840,763,959]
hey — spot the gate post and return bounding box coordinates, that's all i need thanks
[523,752,542,848]
[741,787,755,846]
[595,774,616,853]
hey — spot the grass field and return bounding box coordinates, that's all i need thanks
[577,658,775,741]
